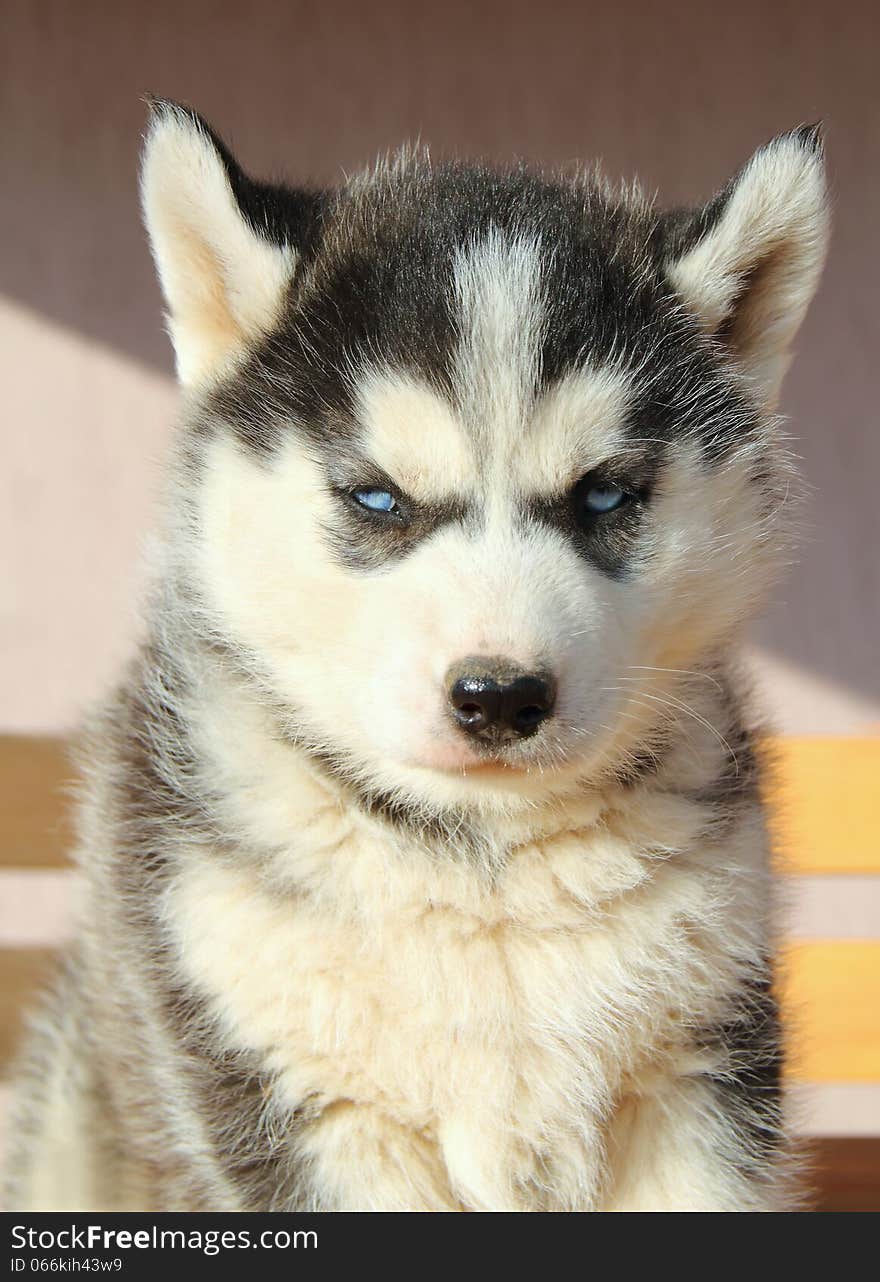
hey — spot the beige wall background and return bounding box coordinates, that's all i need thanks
[2,0,878,735]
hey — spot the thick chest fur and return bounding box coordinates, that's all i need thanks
[162,788,768,1210]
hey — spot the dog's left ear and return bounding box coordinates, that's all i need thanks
[141,100,321,387]
[664,127,829,408]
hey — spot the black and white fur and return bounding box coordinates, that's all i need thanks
[4,103,828,1211]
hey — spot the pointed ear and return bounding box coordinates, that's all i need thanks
[141,101,308,387]
[664,127,829,408]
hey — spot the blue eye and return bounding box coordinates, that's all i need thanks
[583,483,626,514]
[570,474,634,531]
[352,487,400,515]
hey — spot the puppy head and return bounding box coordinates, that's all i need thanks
[142,104,828,815]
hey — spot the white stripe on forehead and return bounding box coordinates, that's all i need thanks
[453,230,633,496]
[452,227,545,453]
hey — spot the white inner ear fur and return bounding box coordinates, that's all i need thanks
[140,107,296,387]
[667,134,829,408]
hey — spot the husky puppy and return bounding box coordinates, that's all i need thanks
[5,102,828,1212]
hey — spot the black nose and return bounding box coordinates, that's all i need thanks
[446,658,557,742]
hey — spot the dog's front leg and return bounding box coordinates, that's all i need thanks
[295,1101,460,1211]
[601,1074,796,1212]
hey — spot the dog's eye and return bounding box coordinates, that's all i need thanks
[352,487,400,516]
[584,483,626,513]
[571,475,632,523]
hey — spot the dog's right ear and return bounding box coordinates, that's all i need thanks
[141,100,317,388]
[663,128,828,411]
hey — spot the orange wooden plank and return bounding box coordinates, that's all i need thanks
[0,737,73,869]
[766,737,880,875]
[0,948,56,1072]
[2,733,878,873]
[1,945,878,1086]
[782,941,880,1083]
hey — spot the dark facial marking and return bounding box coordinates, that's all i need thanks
[525,453,661,579]
[319,452,470,571]
[188,134,769,478]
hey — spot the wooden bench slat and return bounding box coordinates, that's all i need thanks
[0,948,58,1071]
[811,1137,880,1211]
[0,737,73,869]
[1,944,879,1097]
[783,941,880,1083]
[2,734,879,873]
[768,737,880,875]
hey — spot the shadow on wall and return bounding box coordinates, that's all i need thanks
[2,0,879,723]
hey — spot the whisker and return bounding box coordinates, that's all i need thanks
[622,665,724,693]
[622,688,738,774]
